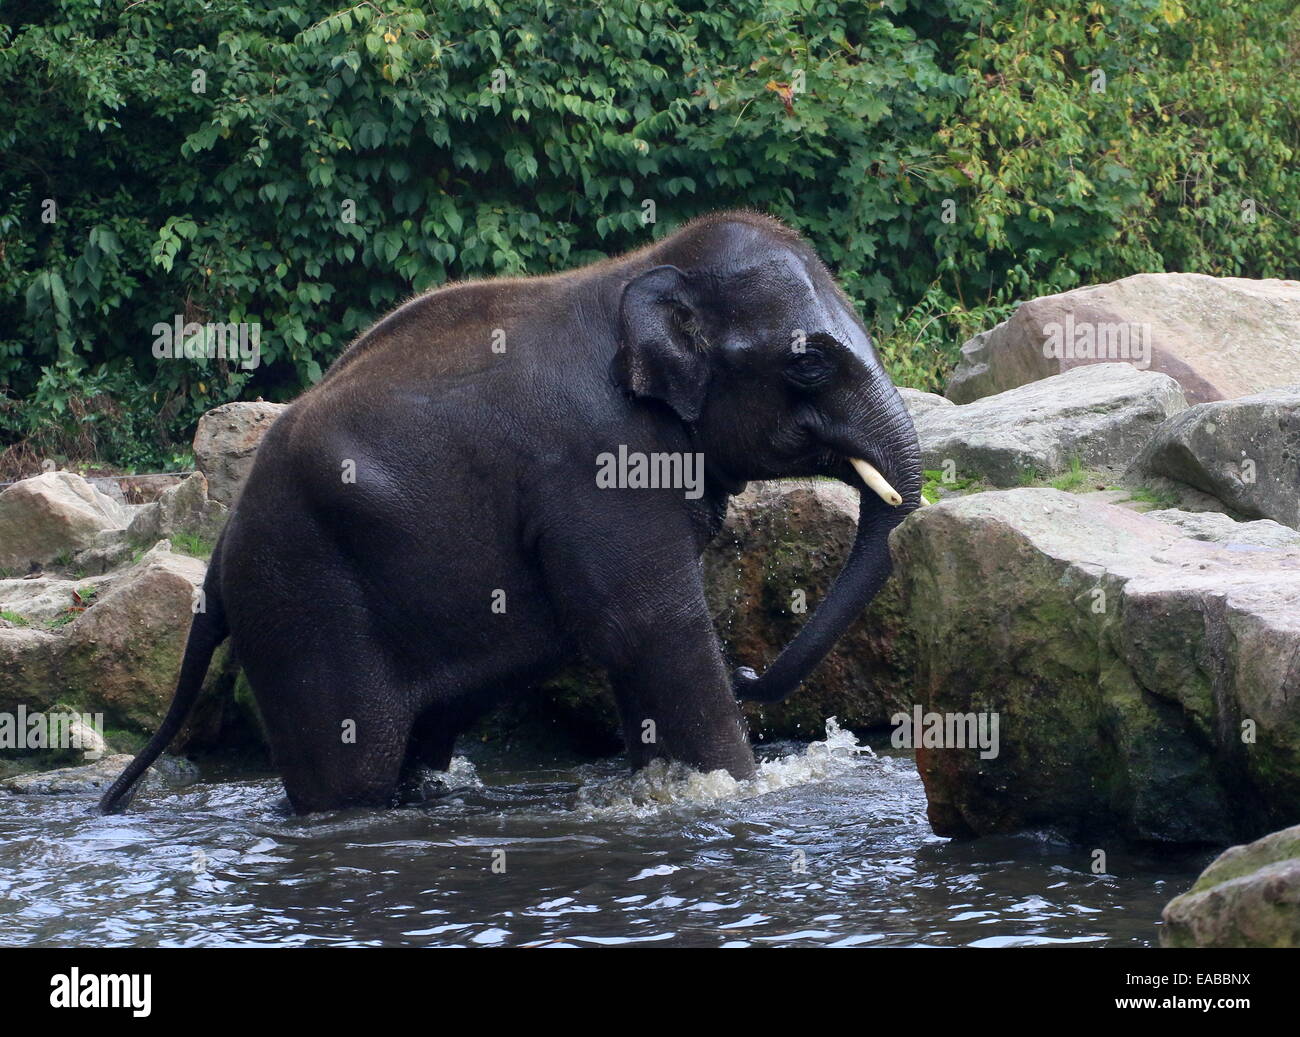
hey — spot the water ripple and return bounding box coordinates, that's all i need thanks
[0,722,1208,947]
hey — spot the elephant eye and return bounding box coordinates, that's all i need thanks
[784,348,833,389]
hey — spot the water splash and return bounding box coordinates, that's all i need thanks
[574,717,873,818]
[402,754,485,803]
[440,754,483,788]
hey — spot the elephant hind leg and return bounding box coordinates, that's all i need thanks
[240,638,414,814]
[278,733,408,813]
[406,707,457,773]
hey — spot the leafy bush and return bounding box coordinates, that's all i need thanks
[1,0,1296,472]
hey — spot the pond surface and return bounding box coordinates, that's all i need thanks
[0,723,1210,947]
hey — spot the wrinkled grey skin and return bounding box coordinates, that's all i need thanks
[102,212,922,814]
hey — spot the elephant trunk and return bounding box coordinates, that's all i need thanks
[734,388,922,705]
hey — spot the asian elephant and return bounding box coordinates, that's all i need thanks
[101,211,923,815]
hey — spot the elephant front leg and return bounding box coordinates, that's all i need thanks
[599,611,757,782]
[540,543,759,779]
[538,496,756,781]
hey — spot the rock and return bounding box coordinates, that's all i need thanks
[891,488,1300,845]
[899,387,954,422]
[57,544,210,731]
[127,472,228,546]
[83,477,129,506]
[0,704,112,763]
[1145,509,1300,550]
[108,474,183,505]
[0,752,198,796]
[0,626,62,712]
[62,708,109,759]
[1161,824,1300,947]
[946,273,1300,405]
[0,754,136,795]
[1126,386,1300,529]
[68,528,137,576]
[492,480,911,748]
[915,364,1187,486]
[193,401,287,506]
[0,575,92,624]
[0,403,298,777]
[0,471,130,572]
[0,541,240,760]
[0,539,209,625]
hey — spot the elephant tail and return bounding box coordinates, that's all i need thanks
[98,539,230,815]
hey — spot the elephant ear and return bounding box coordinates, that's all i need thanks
[611,264,710,423]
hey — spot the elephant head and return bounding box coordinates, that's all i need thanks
[612,216,923,704]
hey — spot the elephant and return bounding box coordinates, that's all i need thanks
[100,211,922,815]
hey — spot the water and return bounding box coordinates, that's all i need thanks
[0,722,1209,947]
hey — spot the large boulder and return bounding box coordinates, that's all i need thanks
[891,489,1300,845]
[56,544,211,730]
[915,364,1187,486]
[0,542,241,763]
[193,401,288,506]
[1127,386,1300,529]
[126,472,228,546]
[0,471,130,572]
[0,624,62,717]
[1161,824,1300,947]
[898,387,954,422]
[946,273,1300,405]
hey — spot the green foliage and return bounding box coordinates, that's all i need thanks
[1047,456,1093,492]
[169,532,215,559]
[922,467,980,501]
[946,0,1300,288]
[875,283,1019,394]
[0,358,192,473]
[1124,484,1181,508]
[1,0,1297,469]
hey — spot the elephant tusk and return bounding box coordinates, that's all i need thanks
[849,457,902,507]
